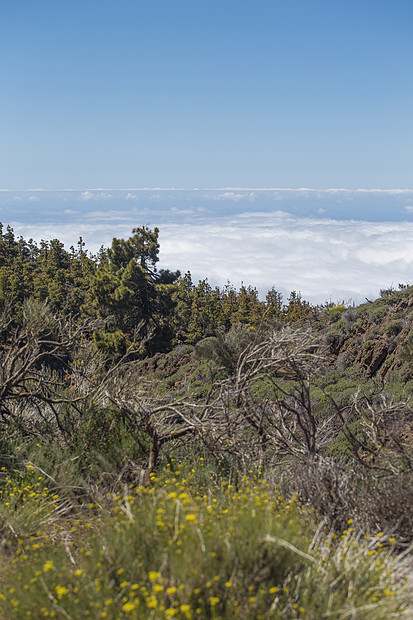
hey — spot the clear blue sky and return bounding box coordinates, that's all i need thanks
[1,0,412,189]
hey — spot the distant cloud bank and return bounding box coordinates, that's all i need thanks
[158,215,413,304]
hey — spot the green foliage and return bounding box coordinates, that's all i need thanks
[0,468,408,619]
[108,226,160,273]
[314,366,369,406]
[265,287,283,320]
[68,402,150,476]
[0,225,97,319]
[93,327,128,355]
[90,227,180,354]
[0,468,61,544]
[172,272,314,345]
[326,304,346,322]
[282,290,313,323]
[400,330,413,365]
[384,319,404,337]
[351,316,364,330]
[367,305,389,321]
[194,323,258,375]
[172,274,223,343]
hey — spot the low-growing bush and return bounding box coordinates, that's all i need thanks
[0,466,410,619]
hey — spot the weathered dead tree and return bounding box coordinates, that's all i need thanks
[100,326,329,475]
[330,388,413,475]
[0,299,103,441]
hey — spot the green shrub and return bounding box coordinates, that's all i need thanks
[384,319,404,337]
[0,467,409,619]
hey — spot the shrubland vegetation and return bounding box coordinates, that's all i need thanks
[0,223,413,618]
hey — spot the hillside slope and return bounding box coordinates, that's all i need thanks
[324,287,413,382]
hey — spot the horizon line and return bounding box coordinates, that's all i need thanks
[1,187,413,193]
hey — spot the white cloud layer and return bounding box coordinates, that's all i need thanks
[78,191,114,201]
[8,213,413,305]
[157,216,413,303]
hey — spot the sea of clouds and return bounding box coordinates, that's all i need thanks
[1,188,413,305]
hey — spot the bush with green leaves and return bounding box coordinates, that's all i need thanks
[0,467,410,619]
[194,323,259,375]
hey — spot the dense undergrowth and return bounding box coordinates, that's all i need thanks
[0,462,410,619]
[1,304,413,618]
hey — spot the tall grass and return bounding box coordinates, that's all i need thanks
[0,463,410,619]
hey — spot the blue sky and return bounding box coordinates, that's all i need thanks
[1,2,413,303]
[2,0,413,189]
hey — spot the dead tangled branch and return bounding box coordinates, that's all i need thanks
[101,326,328,474]
[330,388,413,475]
[0,299,103,439]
